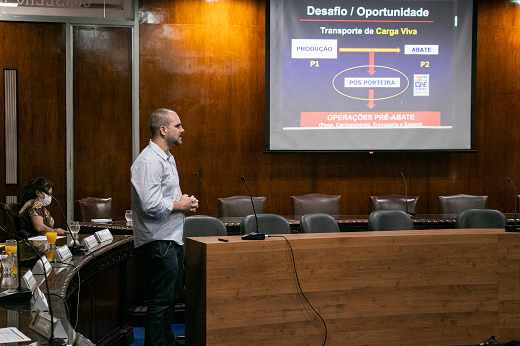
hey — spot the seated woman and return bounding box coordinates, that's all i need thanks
[19,177,67,237]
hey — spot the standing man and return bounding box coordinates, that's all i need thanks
[131,108,198,346]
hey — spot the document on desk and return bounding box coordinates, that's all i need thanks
[0,327,31,342]
[28,235,66,241]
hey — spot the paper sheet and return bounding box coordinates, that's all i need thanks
[28,235,66,241]
[0,327,31,343]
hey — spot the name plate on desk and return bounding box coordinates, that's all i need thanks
[53,245,73,261]
[31,287,49,312]
[81,235,99,251]
[21,270,38,291]
[94,228,113,243]
[29,310,67,341]
[32,256,53,276]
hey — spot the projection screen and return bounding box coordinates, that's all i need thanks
[266,0,476,152]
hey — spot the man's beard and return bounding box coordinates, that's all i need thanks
[166,135,181,147]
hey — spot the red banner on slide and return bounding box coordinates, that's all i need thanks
[300,111,441,128]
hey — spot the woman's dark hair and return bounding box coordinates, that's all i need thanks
[20,177,53,204]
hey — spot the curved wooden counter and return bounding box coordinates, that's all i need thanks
[0,235,134,346]
[48,235,134,346]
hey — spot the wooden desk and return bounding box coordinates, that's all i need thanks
[80,214,512,235]
[0,300,93,345]
[185,229,520,346]
[1,235,133,346]
[79,220,133,235]
[79,215,520,235]
[218,214,459,233]
[55,235,134,346]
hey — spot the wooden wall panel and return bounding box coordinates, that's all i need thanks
[139,0,268,215]
[4,0,520,237]
[0,22,66,240]
[140,0,520,217]
[73,26,133,222]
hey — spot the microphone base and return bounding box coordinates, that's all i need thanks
[406,212,418,219]
[241,232,266,240]
[68,245,86,255]
[0,288,33,310]
[506,225,520,232]
[36,338,68,346]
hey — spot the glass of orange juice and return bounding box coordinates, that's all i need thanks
[1,251,14,276]
[4,240,17,277]
[5,239,17,257]
[46,250,55,261]
[46,231,58,251]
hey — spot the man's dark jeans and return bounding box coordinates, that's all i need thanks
[140,240,184,346]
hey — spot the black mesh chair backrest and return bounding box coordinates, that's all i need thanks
[183,215,228,258]
[300,213,340,233]
[368,210,414,231]
[371,194,419,213]
[240,214,291,235]
[439,194,488,215]
[183,215,228,240]
[456,209,507,229]
[218,196,266,217]
[291,193,341,216]
[183,216,228,279]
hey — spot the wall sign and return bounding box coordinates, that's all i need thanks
[0,0,133,20]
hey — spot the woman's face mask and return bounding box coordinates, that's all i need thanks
[39,193,52,207]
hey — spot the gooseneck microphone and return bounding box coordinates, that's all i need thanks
[400,172,416,218]
[46,192,83,253]
[240,175,265,240]
[19,230,66,346]
[2,203,36,264]
[195,172,211,216]
[506,177,520,232]
[46,192,70,234]
[0,225,32,308]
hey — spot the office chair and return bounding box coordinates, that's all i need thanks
[74,197,113,222]
[183,215,228,254]
[368,210,414,231]
[300,213,340,233]
[0,202,22,237]
[183,215,228,239]
[456,209,506,229]
[240,214,291,235]
[291,193,341,216]
[370,194,419,213]
[178,215,228,331]
[438,194,488,216]
[218,196,266,217]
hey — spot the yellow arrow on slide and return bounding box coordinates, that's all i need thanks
[339,47,401,53]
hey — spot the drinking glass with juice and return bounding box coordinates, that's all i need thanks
[46,231,58,245]
[4,240,17,276]
[46,231,58,252]
[5,239,17,256]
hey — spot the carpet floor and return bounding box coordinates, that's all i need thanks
[131,324,185,346]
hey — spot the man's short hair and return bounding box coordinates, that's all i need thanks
[149,108,175,137]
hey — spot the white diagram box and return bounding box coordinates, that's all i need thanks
[292,39,337,59]
[344,78,401,88]
[404,45,439,55]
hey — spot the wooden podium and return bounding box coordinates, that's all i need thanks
[185,229,520,346]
